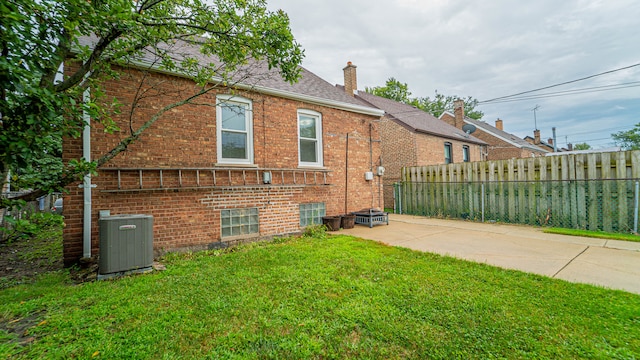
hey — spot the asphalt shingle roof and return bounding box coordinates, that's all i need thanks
[464,118,547,152]
[77,36,381,115]
[354,90,486,145]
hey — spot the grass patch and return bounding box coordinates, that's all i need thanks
[544,227,640,243]
[1,235,640,359]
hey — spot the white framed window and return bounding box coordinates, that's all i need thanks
[221,208,259,238]
[217,95,253,164]
[300,203,326,227]
[298,109,323,167]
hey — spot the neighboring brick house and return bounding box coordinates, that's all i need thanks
[524,131,566,152]
[62,43,385,265]
[440,102,547,160]
[337,63,487,208]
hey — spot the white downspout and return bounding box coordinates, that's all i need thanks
[56,63,91,258]
[82,85,92,258]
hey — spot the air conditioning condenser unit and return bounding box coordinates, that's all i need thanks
[99,214,153,277]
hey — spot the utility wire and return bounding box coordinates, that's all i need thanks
[483,84,640,105]
[485,81,640,104]
[479,62,640,103]
[560,124,635,137]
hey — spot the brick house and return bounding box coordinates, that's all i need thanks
[338,63,487,207]
[440,102,547,160]
[62,43,385,265]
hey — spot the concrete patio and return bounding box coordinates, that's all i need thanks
[339,214,640,295]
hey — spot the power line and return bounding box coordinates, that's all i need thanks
[568,136,616,143]
[479,62,640,103]
[480,83,640,104]
[561,124,635,137]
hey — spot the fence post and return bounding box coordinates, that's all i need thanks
[481,182,485,223]
[392,182,397,214]
[634,181,639,233]
[398,182,403,215]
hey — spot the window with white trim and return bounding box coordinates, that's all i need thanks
[298,109,323,167]
[221,208,259,238]
[300,203,326,227]
[217,95,253,164]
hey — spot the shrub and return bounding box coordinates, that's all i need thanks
[302,224,327,239]
[1,211,63,243]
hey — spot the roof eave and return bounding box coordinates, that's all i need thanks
[252,86,384,116]
[464,119,547,152]
[414,128,487,145]
[104,56,385,117]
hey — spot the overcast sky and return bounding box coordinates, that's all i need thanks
[267,0,640,149]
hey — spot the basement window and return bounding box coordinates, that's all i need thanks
[300,203,326,227]
[221,208,259,238]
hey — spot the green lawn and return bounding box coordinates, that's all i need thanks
[1,234,640,359]
[544,227,640,243]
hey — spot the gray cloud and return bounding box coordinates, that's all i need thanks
[268,0,640,148]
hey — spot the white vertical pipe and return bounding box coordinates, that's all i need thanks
[82,85,92,259]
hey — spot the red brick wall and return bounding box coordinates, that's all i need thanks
[415,134,482,165]
[62,65,382,265]
[379,115,483,209]
[379,117,416,207]
[441,113,545,160]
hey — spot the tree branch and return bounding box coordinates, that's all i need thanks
[54,27,124,93]
[96,85,216,168]
[40,28,72,88]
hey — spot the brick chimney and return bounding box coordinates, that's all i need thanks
[453,99,465,129]
[547,138,553,145]
[495,119,503,131]
[568,143,573,151]
[343,61,358,97]
[534,129,541,144]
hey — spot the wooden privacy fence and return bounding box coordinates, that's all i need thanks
[397,150,640,233]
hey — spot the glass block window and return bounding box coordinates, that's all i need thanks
[300,203,326,227]
[221,208,259,238]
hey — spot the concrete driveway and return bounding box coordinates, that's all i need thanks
[338,214,640,295]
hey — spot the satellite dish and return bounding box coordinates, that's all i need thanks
[462,124,476,135]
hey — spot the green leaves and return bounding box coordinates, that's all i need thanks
[366,77,412,103]
[1,0,303,200]
[573,142,592,150]
[612,124,640,150]
[366,78,484,120]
